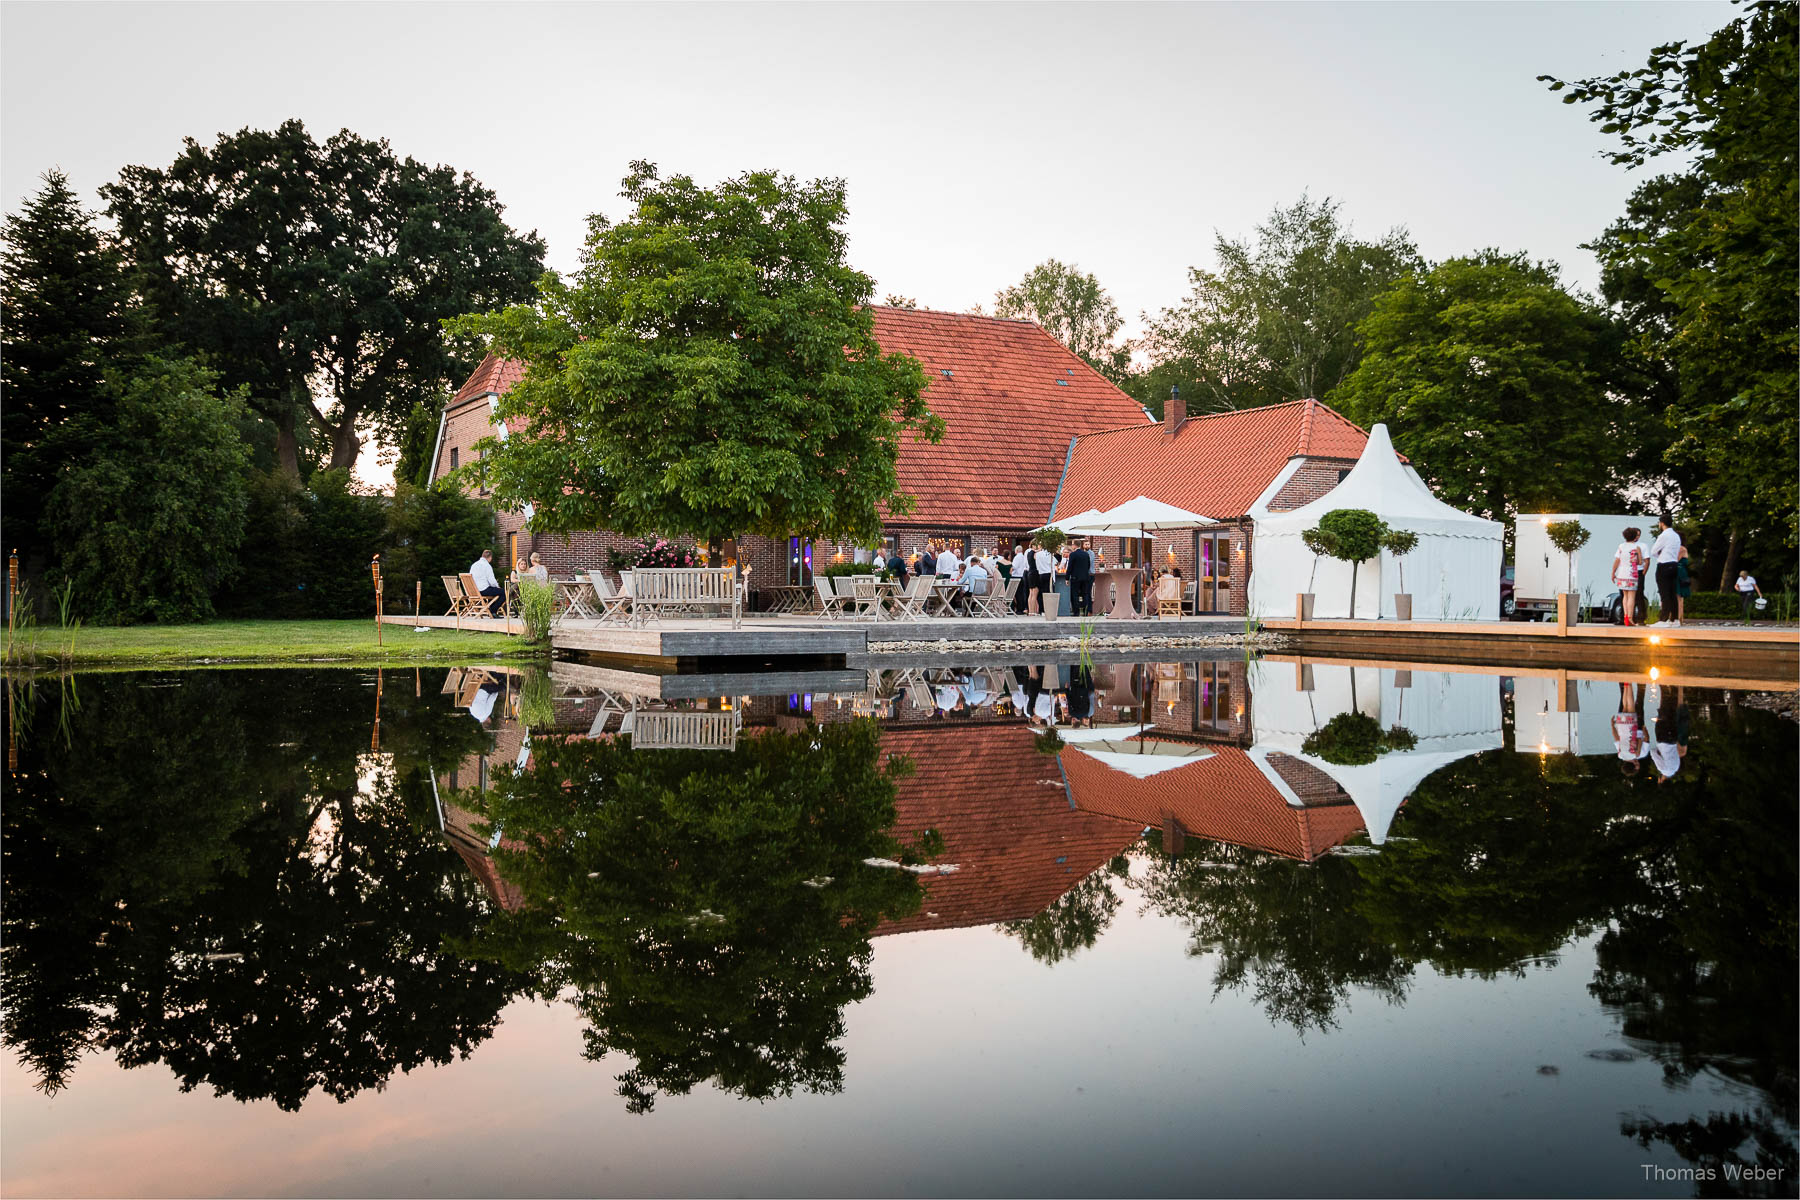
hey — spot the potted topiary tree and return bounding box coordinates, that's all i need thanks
[1544,520,1590,622]
[1304,509,1388,619]
[1298,527,1337,621]
[1382,528,1419,621]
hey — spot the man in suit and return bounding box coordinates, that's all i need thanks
[1066,539,1094,616]
[885,547,910,588]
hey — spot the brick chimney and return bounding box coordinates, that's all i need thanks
[1164,384,1185,441]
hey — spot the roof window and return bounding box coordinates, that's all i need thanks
[940,369,953,379]
[1054,379,1069,387]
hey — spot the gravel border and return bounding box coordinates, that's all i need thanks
[868,631,1289,654]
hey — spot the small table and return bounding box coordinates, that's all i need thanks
[929,581,963,616]
[1099,567,1142,619]
[555,577,599,621]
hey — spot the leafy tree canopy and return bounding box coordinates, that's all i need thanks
[1545,0,1798,551]
[103,119,546,477]
[449,162,941,547]
[992,258,1131,384]
[1133,196,1421,415]
[1333,252,1634,523]
[45,357,254,623]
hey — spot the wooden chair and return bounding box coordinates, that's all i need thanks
[442,575,484,628]
[813,576,850,618]
[978,577,1019,618]
[1183,581,1199,615]
[847,575,884,621]
[890,575,936,620]
[587,571,632,625]
[1155,575,1184,619]
[440,667,466,695]
[459,573,496,619]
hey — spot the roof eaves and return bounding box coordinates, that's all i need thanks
[1048,436,1078,524]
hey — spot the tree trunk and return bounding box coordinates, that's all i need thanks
[1717,526,1740,592]
[326,416,362,475]
[1349,558,1359,619]
[273,411,303,480]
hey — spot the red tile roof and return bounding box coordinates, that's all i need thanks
[1059,743,1367,861]
[1052,398,1371,522]
[876,725,1140,936]
[452,353,526,410]
[869,307,1151,529]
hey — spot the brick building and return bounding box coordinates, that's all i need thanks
[427,306,1153,600]
[1050,395,1376,615]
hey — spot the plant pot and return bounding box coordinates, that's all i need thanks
[1394,594,1413,621]
[1042,591,1062,620]
[1298,594,1316,621]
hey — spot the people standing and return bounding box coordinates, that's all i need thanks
[470,548,503,615]
[1066,539,1094,616]
[1675,544,1692,624]
[1011,541,1033,613]
[919,542,937,578]
[885,546,910,588]
[1650,686,1689,783]
[1613,681,1649,776]
[1736,570,1764,618]
[1031,541,1058,616]
[1650,516,1682,626]
[1611,528,1647,627]
[935,540,962,579]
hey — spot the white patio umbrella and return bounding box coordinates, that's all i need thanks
[1081,497,1217,532]
[1034,508,1108,534]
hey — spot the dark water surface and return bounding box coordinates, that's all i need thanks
[2,660,1794,1198]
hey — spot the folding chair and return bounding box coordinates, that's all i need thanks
[460,573,497,619]
[440,667,466,695]
[442,575,473,619]
[978,577,1018,618]
[890,575,936,620]
[587,571,632,625]
[905,675,935,712]
[813,576,851,618]
[848,575,884,621]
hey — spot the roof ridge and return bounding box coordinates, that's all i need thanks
[1073,398,1317,445]
[870,304,1041,326]
[1296,397,1318,456]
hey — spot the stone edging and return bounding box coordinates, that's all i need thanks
[867,631,1289,654]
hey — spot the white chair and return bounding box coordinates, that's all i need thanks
[891,575,936,620]
[587,571,631,625]
[848,575,884,621]
[813,576,851,618]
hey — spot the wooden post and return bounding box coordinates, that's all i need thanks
[1295,593,1308,624]
[372,668,383,751]
[7,550,16,637]
[1556,592,1573,638]
[371,555,383,647]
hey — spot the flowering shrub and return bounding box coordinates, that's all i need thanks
[606,538,702,571]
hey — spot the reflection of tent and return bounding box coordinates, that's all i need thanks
[1513,677,1623,756]
[1249,424,1504,620]
[1247,660,1503,843]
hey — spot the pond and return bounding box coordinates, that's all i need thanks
[2,656,1794,1198]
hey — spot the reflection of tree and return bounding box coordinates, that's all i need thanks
[1347,748,1638,978]
[1134,836,1410,1035]
[1002,858,1126,965]
[1591,703,1797,1188]
[2,669,521,1108]
[457,720,928,1113]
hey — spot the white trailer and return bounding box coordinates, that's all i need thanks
[1513,513,1663,620]
[1513,677,1627,755]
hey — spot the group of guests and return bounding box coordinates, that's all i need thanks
[907,663,1097,727]
[880,537,1104,616]
[465,547,551,616]
[1612,681,1689,781]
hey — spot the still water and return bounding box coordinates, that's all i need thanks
[2,656,1794,1198]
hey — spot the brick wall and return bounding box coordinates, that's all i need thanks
[1265,458,1357,512]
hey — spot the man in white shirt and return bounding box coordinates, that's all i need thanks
[935,543,962,578]
[956,557,990,613]
[1650,517,1682,626]
[1031,545,1058,615]
[469,549,503,614]
[1010,543,1032,613]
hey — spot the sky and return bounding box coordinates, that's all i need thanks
[2,0,1731,485]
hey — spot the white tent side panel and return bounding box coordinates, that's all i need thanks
[1246,424,1504,621]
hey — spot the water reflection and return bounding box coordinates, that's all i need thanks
[3,655,1793,1192]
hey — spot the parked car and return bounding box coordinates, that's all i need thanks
[1501,566,1517,619]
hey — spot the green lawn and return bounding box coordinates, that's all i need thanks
[3,619,541,669]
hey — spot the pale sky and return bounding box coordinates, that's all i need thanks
[3,0,1730,486]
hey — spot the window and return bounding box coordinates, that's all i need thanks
[450,447,459,470]
[1338,469,1351,483]
[787,537,814,586]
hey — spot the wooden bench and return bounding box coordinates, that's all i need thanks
[628,567,748,628]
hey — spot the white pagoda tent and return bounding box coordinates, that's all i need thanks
[1248,423,1504,620]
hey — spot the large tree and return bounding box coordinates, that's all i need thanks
[0,171,150,568]
[991,258,1131,384]
[103,120,546,477]
[1134,196,1421,415]
[1544,0,1798,560]
[1332,252,1634,524]
[449,162,940,546]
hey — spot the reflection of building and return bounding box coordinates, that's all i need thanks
[874,726,1140,936]
[1059,739,1368,862]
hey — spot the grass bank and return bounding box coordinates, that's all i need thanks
[3,618,541,669]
